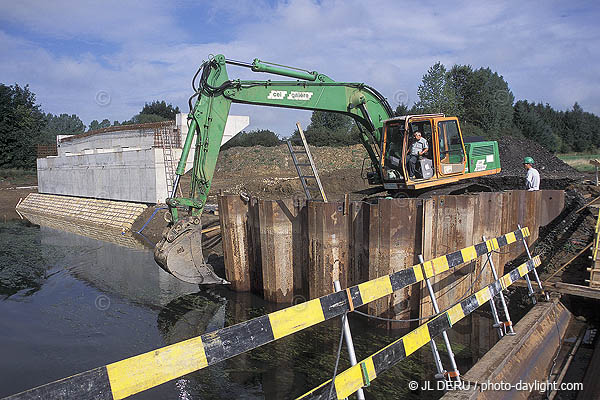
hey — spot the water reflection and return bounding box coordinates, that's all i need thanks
[2,214,501,400]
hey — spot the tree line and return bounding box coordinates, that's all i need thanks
[396,62,599,153]
[0,84,181,168]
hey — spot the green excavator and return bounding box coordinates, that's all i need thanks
[154,54,501,284]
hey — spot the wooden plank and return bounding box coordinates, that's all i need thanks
[539,190,565,226]
[247,198,264,294]
[473,191,504,290]
[549,282,600,300]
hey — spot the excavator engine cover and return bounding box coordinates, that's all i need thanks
[154,216,229,285]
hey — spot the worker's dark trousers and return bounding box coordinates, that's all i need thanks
[407,155,418,178]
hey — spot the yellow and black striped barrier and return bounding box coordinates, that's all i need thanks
[296,255,542,400]
[4,228,530,400]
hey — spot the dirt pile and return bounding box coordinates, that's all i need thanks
[215,136,579,179]
[497,135,579,178]
[215,144,365,176]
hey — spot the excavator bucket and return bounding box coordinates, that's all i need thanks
[154,216,229,285]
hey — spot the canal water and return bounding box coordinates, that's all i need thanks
[0,217,497,399]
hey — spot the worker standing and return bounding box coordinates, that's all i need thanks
[523,156,540,191]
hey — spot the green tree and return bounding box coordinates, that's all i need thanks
[119,100,181,125]
[140,100,180,120]
[448,65,514,139]
[513,100,561,152]
[447,64,473,121]
[394,103,410,117]
[414,62,458,115]
[88,120,100,131]
[291,111,359,146]
[40,113,85,142]
[131,113,167,124]
[0,84,46,168]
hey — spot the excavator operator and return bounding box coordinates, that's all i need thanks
[407,130,429,179]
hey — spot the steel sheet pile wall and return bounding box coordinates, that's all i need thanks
[308,202,350,299]
[218,194,252,292]
[218,191,564,317]
[366,199,422,323]
[258,199,308,303]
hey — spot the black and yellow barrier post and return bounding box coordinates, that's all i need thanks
[518,224,549,301]
[296,256,542,400]
[483,234,515,336]
[418,254,460,383]
[3,228,531,400]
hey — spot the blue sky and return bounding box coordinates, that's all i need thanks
[1,0,599,137]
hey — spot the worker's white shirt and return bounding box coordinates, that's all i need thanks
[526,168,540,191]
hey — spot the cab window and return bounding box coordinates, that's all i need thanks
[437,120,464,164]
[384,123,404,169]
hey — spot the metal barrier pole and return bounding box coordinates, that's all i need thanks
[429,336,447,384]
[419,255,461,383]
[487,289,504,339]
[517,224,549,301]
[482,235,515,335]
[333,280,365,400]
[514,226,537,304]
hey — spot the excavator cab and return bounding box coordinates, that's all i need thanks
[380,114,471,190]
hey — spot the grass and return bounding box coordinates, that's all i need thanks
[557,153,600,172]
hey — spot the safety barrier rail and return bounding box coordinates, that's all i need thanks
[3,228,531,400]
[297,256,542,400]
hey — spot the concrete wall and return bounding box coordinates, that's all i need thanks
[17,193,147,231]
[38,148,160,203]
[37,114,249,204]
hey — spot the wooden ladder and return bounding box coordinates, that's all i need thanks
[286,122,328,202]
[157,124,180,198]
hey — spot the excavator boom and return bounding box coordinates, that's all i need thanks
[154,54,395,284]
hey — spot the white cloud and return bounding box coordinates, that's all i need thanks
[0,0,598,135]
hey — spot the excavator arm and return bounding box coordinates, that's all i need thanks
[155,54,394,284]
